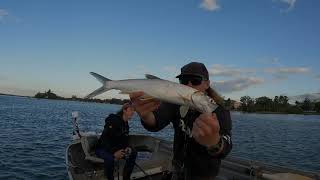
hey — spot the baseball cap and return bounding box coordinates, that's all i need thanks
[176,62,209,80]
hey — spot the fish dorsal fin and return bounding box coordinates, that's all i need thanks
[145,74,161,79]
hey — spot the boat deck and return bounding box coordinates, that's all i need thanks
[66,134,319,180]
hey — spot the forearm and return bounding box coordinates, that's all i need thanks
[140,112,156,127]
[140,103,175,132]
[140,112,165,132]
[210,107,233,158]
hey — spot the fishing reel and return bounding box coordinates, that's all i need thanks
[124,147,132,160]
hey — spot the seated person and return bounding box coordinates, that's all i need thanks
[96,103,137,180]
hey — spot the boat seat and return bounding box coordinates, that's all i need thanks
[80,135,104,164]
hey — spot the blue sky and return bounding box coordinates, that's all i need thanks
[0,0,319,100]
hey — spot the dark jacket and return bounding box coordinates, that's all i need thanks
[141,103,232,178]
[96,114,129,153]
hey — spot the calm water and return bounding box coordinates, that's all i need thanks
[0,95,319,179]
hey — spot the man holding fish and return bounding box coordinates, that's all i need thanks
[86,61,232,180]
[130,62,232,180]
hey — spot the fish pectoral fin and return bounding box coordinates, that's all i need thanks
[181,95,190,102]
[177,92,191,104]
[176,89,191,102]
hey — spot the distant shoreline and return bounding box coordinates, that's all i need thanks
[2,93,320,115]
[0,93,31,98]
[231,110,320,115]
[0,93,128,105]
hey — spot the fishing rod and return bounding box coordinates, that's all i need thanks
[122,148,152,180]
[133,161,152,180]
[115,162,152,180]
[72,111,81,138]
[123,148,153,180]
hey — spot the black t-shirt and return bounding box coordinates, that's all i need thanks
[141,102,232,177]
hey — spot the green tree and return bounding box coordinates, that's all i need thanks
[34,92,45,98]
[301,98,312,111]
[255,96,273,111]
[225,98,232,109]
[273,96,279,112]
[240,96,254,112]
[279,95,289,106]
[286,105,303,114]
[47,90,58,99]
[314,102,320,112]
[34,89,61,99]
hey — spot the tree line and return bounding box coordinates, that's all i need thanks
[233,95,320,114]
[34,90,129,105]
[34,90,320,114]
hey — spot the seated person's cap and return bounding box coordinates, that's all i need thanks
[176,62,209,80]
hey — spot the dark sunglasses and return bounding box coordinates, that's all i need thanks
[179,75,204,86]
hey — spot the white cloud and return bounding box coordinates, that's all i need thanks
[214,77,264,93]
[275,0,296,11]
[281,0,296,9]
[265,67,309,74]
[315,75,320,80]
[0,9,9,21]
[208,64,255,77]
[264,67,310,79]
[199,0,296,12]
[200,0,220,11]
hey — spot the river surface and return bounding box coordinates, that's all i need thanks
[0,95,319,179]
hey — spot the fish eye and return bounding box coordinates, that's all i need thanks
[209,98,215,103]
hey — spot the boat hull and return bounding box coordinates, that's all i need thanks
[66,134,319,180]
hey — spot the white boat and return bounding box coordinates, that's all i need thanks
[66,112,319,180]
[65,133,319,180]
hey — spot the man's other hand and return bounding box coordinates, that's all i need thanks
[192,113,220,147]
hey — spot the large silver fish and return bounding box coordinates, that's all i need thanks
[85,72,218,113]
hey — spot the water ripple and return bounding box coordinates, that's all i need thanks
[0,95,319,179]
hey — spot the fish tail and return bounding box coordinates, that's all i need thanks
[84,72,112,99]
[90,72,111,83]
